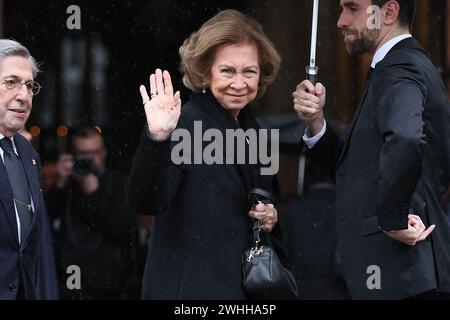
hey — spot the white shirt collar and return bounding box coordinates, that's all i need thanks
[371,34,412,68]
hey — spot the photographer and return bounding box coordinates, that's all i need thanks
[45,127,139,300]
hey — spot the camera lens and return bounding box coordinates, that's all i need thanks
[73,158,93,176]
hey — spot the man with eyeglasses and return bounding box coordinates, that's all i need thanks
[0,39,58,299]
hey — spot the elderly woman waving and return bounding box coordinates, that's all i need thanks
[128,9,282,299]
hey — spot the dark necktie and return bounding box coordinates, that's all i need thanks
[0,137,32,241]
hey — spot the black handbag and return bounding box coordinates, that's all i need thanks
[242,189,298,300]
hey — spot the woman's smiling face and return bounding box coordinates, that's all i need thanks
[209,43,260,118]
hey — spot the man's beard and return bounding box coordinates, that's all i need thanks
[344,26,380,56]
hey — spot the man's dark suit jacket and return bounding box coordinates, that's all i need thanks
[0,133,58,299]
[307,37,450,299]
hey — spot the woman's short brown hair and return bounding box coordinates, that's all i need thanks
[179,9,281,95]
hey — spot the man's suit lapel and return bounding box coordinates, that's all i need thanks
[14,136,41,245]
[0,160,20,244]
[336,69,373,168]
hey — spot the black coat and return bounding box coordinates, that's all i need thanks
[0,134,58,299]
[306,37,450,299]
[128,91,276,299]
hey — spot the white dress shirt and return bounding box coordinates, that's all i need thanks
[303,33,413,149]
[0,133,35,244]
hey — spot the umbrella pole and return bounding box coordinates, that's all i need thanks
[306,0,320,85]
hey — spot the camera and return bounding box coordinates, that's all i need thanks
[73,158,95,176]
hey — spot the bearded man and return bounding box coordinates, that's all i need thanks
[293,0,450,299]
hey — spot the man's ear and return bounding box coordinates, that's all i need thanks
[382,0,400,26]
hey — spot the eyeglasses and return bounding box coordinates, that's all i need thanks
[2,79,41,96]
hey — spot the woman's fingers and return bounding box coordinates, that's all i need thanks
[248,210,258,219]
[146,69,175,99]
[254,202,266,212]
[140,85,150,104]
[155,69,164,96]
[249,204,277,223]
[261,218,276,232]
[163,70,174,97]
[174,91,181,109]
[248,210,277,233]
[150,74,157,97]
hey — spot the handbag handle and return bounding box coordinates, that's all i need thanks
[252,220,261,246]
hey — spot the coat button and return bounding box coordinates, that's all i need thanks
[8,284,16,292]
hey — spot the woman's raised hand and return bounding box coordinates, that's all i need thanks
[140,69,181,141]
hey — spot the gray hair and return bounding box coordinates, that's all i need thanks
[0,39,40,78]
